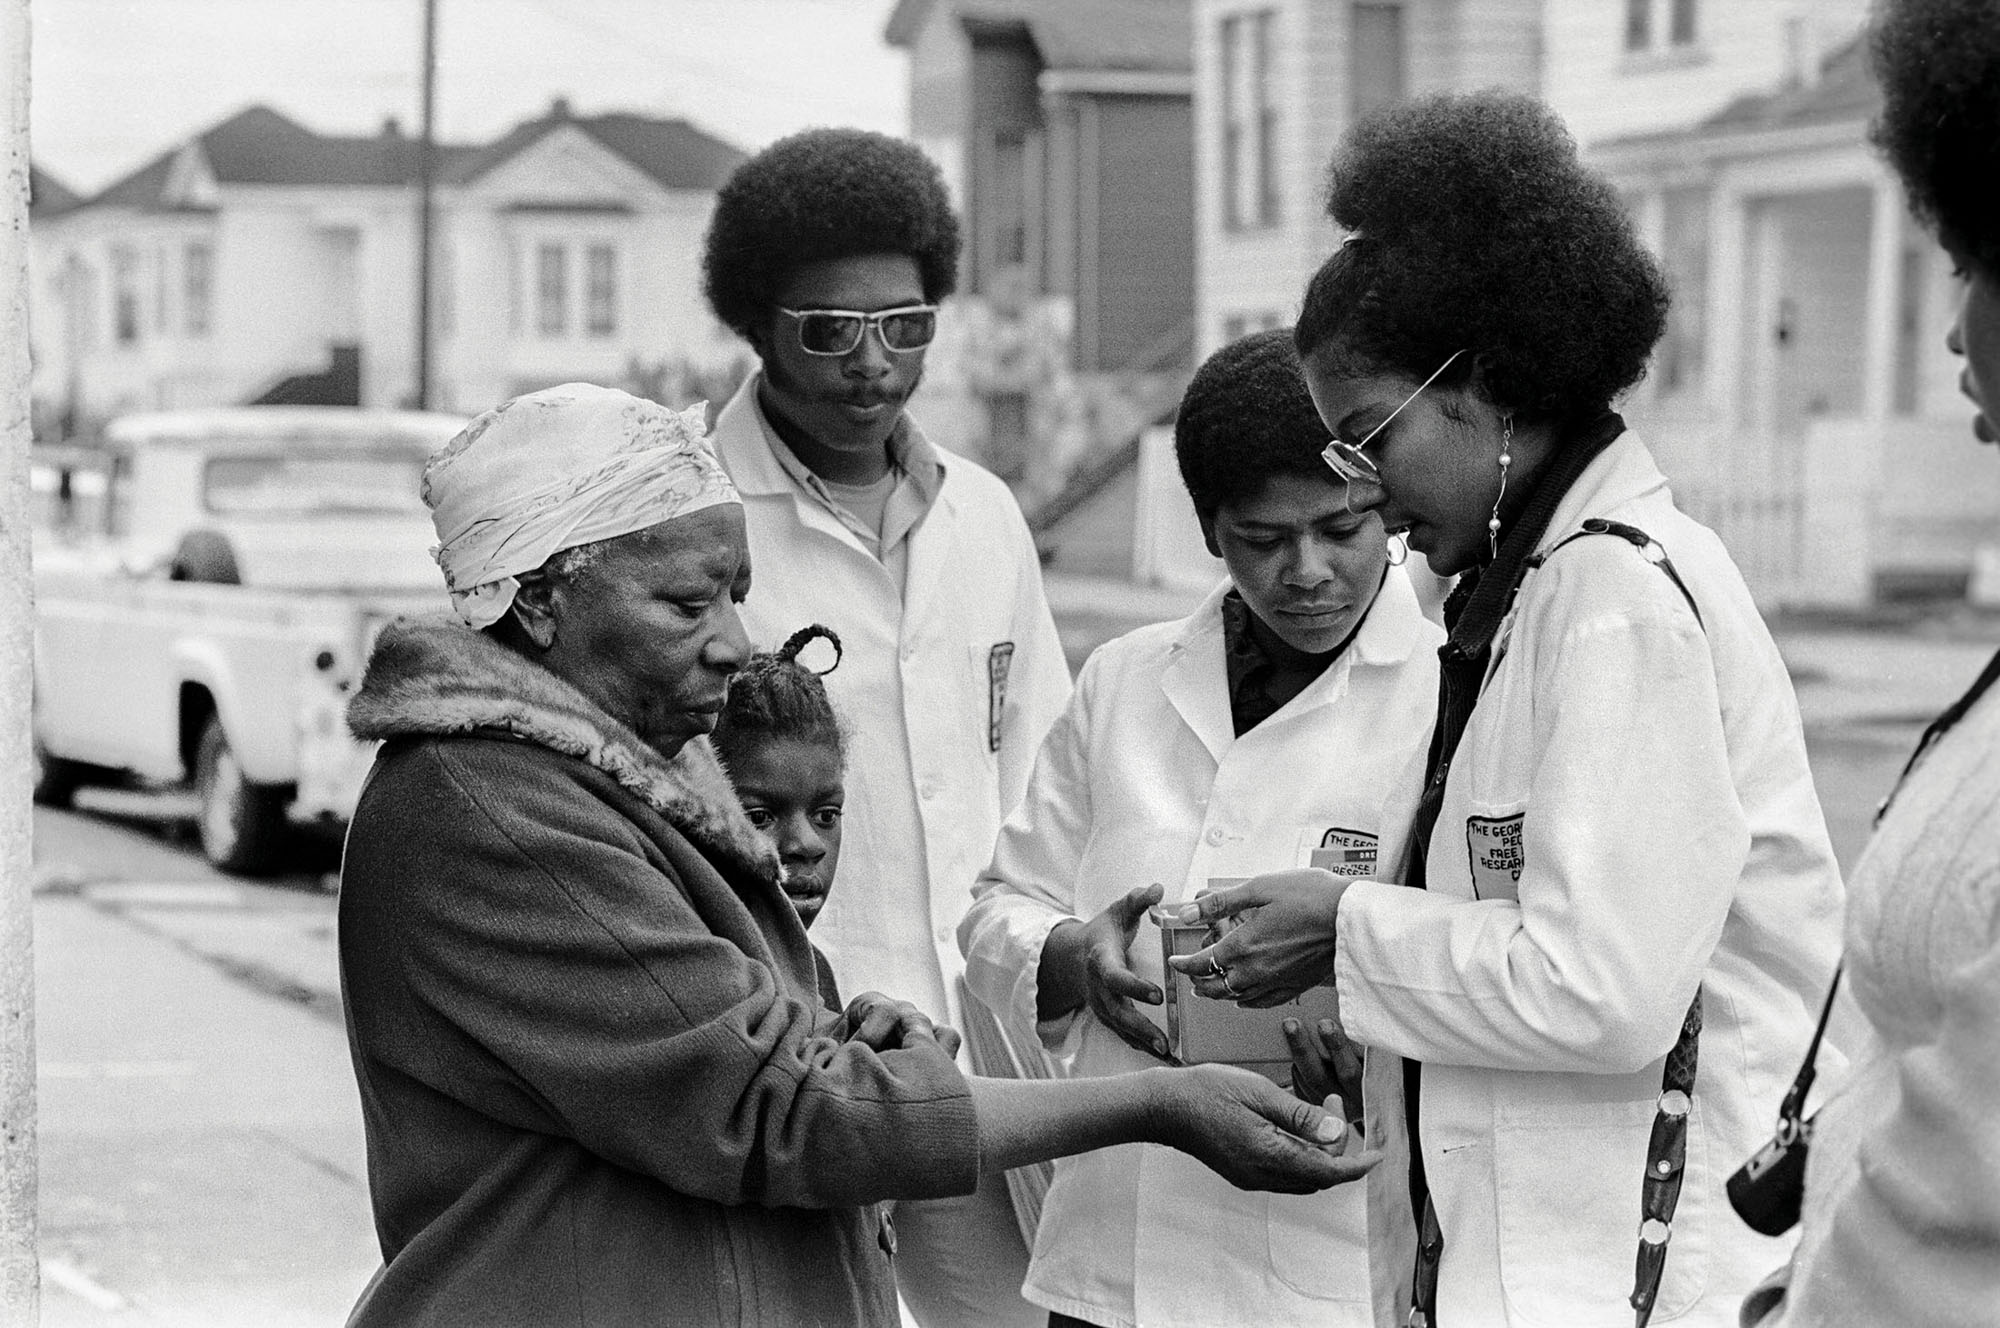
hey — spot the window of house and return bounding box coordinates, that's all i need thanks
[1220,9,1279,230]
[183,241,212,338]
[110,246,141,346]
[1626,0,1698,53]
[1669,0,1698,46]
[1350,3,1406,120]
[536,243,568,338]
[1624,0,1652,51]
[585,243,618,337]
[989,132,1030,269]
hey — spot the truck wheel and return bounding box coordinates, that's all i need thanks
[168,531,241,585]
[193,716,287,876]
[31,734,85,808]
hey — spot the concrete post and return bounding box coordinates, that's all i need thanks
[0,0,42,1319]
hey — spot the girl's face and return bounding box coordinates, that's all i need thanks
[1301,342,1528,578]
[728,737,845,928]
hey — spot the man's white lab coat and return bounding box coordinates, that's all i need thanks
[1334,433,1845,1326]
[710,377,1071,1025]
[960,571,1442,1328]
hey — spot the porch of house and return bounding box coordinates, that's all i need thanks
[1609,129,2000,610]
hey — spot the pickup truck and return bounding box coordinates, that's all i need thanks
[31,406,467,875]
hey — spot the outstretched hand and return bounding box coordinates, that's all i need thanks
[1079,883,1173,1060]
[841,991,961,1060]
[1148,1063,1379,1194]
[1165,868,1352,1007]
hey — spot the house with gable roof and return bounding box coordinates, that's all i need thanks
[30,99,746,428]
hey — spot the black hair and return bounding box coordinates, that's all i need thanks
[702,128,962,340]
[1294,91,1669,424]
[1871,0,2000,279]
[710,624,848,770]
[1174,328,1335,522]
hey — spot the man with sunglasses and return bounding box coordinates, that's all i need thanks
[702,127,1068,1328]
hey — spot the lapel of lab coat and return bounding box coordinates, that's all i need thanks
[896,417,958,634]
[1158,581,1238,767]
[1162,569,1432,764]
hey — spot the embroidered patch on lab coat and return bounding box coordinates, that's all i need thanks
[986,642,1015,752]
[1465,814,1525,900]
[1308,826,1379,874]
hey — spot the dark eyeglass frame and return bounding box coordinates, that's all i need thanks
[1320,348,1469,484]
[775,303,940,356]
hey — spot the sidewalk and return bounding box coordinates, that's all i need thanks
[1776,625,1999,730]
[34,892,376,1328]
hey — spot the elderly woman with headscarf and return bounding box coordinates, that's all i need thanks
[336,383,1372,1328]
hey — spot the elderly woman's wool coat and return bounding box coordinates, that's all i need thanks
[339,619,981,1327]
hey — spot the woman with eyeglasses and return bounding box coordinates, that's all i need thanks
[1746,3,2000,1325]
[1167,92,1844,1326]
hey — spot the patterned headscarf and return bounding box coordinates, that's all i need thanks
[423,383,738,628]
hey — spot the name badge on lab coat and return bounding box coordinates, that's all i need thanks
[1465,813,1526,900]
[1302,826,1378,874]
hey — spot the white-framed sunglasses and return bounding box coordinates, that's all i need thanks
[1320,348,1469,483]
[775,303,939,356]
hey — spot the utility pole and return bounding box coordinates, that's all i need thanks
[413,0,438,410]
[0,0,43,1317]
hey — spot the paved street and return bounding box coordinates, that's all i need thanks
[22,589,1999,1324]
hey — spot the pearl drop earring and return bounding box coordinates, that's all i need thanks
[1488,416,1514,562]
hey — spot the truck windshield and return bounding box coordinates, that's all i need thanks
[204,449,429,517]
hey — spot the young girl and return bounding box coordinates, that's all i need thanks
[710,624,849,1010]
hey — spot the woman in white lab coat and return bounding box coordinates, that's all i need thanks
[1171,95,1845,1326]
[960,330,1441,1328]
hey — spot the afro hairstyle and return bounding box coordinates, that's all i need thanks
[710,624,848,771]
[1871,0,2000,279]
[1294,91,1669,424]
[1175,327,1338,523]
[702,128,961,340]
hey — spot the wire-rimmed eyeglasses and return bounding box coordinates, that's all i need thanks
[1320,348,1469,484]
[775,304,940,356]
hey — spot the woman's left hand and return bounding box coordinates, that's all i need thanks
[1165,868,1352,1007]
[841,991,962,1060]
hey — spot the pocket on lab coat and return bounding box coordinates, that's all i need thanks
[1266,1186,1372,1307]
[1462,797,1528,903]
[1492,1089,1710,1325]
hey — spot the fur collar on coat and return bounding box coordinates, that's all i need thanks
[348,616,781,892]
